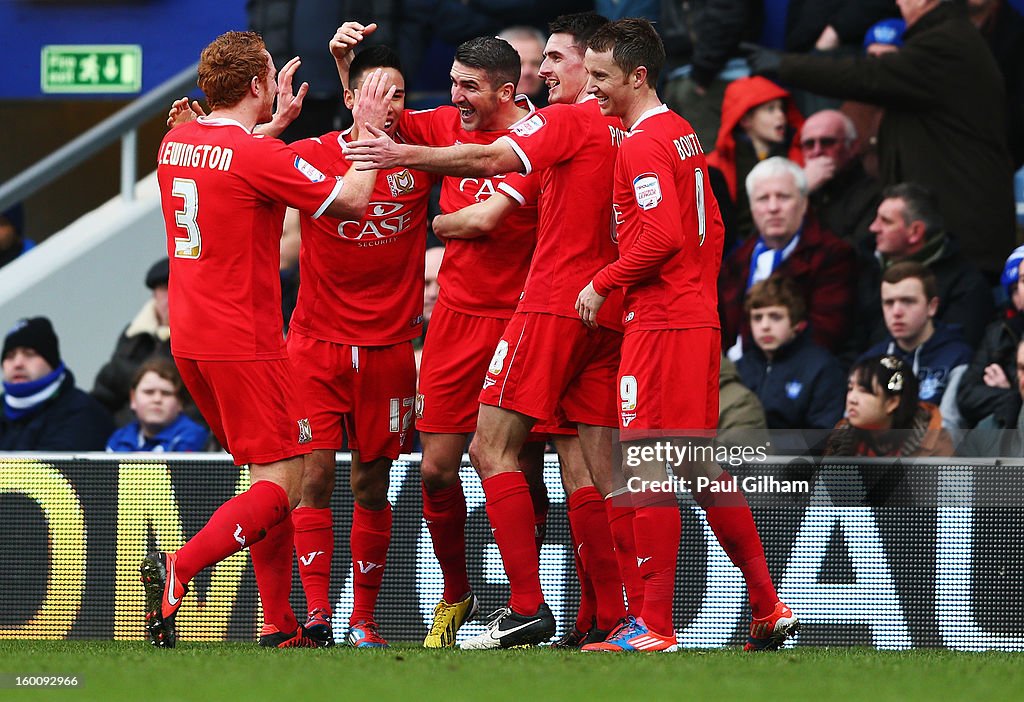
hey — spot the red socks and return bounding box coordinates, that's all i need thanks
[569,518,597,632]
[605,497,645,617]
[632,492,681,637]
[349,502,392,625]
[292,506,334,615]
[533,501,549,554]
[175,479,290,584]
[422,481,471,603]
[482,472,544,615]
[694,471,778,619]
[568,486,625,630]
[250,514,298,633]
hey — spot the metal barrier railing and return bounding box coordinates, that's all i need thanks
[0,63,199,213]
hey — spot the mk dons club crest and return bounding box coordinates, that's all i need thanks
[297,418,313,444]
[387,169,416,197]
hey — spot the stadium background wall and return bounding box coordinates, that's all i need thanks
[1,455,1022,650]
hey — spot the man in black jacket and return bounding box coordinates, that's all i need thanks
[747,0,1016,276]
[853,183,994,353]
[0,317,114,450]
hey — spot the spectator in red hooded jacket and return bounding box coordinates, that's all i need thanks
[706,76,803,247]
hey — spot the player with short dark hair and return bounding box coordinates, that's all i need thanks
[277,33,436,649]
[337,25,584,649]
[142,29,395,649]
[345,11,636,650]
[576,18,798,652]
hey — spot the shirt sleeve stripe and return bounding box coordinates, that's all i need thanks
[497,135,531,175]
[497,181,526,206]
[312,176,344,219]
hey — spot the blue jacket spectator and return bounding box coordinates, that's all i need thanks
[105,357,209,453]
[107,414,209,453]
[0,317,114,450]
[861,322,971,405]
[738,332,845,430]
[736,276,845,431]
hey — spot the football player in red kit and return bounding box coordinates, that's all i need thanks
[575,18,798,652]
[143,30,395,649]
[345,12,637,649]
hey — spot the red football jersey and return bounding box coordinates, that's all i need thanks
[593,106,724,332]
[157,117,343,360]
[498,98,626,329]
[288,129,435,345]
[399,103,540,317]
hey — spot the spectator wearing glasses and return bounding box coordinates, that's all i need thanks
[799,109,880,245]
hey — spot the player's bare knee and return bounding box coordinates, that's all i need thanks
[467,435,498,478]
[351,456,391,509]
[300,451,336,507]
[421,458,459,492]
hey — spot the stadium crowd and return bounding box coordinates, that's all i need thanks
[2,0,1024,654]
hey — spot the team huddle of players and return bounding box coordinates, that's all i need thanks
[142,11,798,653]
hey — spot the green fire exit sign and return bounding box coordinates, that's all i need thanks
[41,45,142,94]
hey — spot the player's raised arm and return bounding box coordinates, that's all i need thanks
[330,21,378,90]
[322,68,395,220]
[166,97,205,128]
[257,55,308,138]
[344,127,523,177]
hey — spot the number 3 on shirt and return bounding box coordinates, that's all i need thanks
[172,177,202,259]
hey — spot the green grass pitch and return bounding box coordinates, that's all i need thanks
[1,641,1020,702]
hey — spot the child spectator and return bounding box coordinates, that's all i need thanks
[106,358,209,452]
[737,276,845,431]
[826,354,953,458]
[706,76,804,242]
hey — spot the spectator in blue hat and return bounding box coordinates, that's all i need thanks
[863,18,906,55]
[0,204,36,270]
[0,317,114,450]
[956,245,1024,429]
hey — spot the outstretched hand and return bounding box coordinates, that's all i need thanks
[167,97,205,128]
[262,55,308,138]
[330,21,378,85]
[343,123,401,171]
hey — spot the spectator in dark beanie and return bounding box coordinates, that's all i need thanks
[0,317,114,450]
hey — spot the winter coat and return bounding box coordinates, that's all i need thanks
[719,216,858,354]
[825,402,954,458]
[659,0,763,83]
[91,299,172,425]
[0,370,115,451]
[717,353,769,448]
[853,233,995,352]
[736,331,845,430]
[706,76,805,203]
[778,1,1016,275]
[784,0,899,53]
[957,400,1024,458]
[106,413,209,453]
[955,313,1024,428]
[808,159,880,246]
[860,321,973,408]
